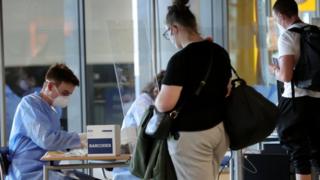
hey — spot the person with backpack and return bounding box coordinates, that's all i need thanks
[269,1,320,180]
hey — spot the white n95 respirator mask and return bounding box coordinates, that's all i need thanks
[52,86,70,108]
[52,95,69,108]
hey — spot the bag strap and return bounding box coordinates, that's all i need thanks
[291,81,296,111]
[172,52,215,117]
[288,22,306,111]
[230,65,241,79]
[229,65,248,90]
[195,53,214,96]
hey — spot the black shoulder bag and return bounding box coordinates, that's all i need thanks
[224,67,279,150]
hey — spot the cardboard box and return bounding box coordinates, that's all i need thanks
[87,125,120,156]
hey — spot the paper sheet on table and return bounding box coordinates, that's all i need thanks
[64,148,88,157]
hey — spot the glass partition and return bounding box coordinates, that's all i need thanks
[84,0,137,126]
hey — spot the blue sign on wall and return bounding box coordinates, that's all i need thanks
[88,138,113,154]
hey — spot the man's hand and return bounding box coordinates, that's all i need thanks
[269,64,278,76]
[78,133,87,148]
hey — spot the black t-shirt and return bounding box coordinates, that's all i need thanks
[162,40,231,131]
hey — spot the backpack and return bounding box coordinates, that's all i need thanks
[289,25,320,91]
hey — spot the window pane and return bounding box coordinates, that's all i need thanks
[85,0,136,126]
[227,0,320,105]
[2,0,80,142]
[227,0,279,104]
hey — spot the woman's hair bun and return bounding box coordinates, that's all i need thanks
[173,0,189,7]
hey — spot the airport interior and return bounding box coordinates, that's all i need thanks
[0,0,320,180]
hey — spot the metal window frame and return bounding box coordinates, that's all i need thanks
[212,0,229,48]
[0,0,6,146]
[64,0,86,133]
[78,0,87,133]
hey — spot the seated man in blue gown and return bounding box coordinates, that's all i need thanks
[7,64,97,180]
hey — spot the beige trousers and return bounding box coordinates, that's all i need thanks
[167,122,229,180]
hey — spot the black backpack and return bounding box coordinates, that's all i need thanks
[289,25,320,91]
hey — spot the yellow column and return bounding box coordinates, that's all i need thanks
[228,0,259,85]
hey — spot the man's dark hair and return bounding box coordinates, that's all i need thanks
[45,63,79,86]
[273,0,299,18]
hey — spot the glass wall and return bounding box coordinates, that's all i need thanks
[0,0,156,146]
[227,0,320,105]
[227,0,279,105]
[0,0,81,143]
[228,0,262,85]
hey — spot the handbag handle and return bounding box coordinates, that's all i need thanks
[230,65,241,80]
[230,65,248,88]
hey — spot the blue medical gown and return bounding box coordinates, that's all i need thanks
[7,92,81,180]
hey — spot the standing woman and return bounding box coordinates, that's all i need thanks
[155,0,231,179]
